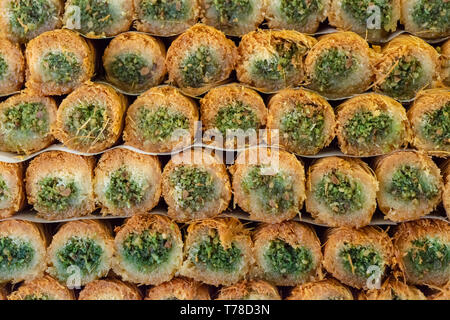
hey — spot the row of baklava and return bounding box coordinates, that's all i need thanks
[0,216,448,298]
[0,0,448,42]
[1,25,449,98]
[1,147,449,226]
[1,79,449,157]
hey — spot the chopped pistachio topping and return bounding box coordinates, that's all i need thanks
[339,243,383,278]
[407,237,450,276]
[108,53,153,87]
[264,239,313,275]
[137,106,189,143]
[41,51,81,84]
[313,48,357,91]
[122,230,173,272]
[211,0,252,24]
[190,231,241,272]
[342,0,393,31]
[67,0,114,34]
[105,166,145,209]
[280,103,325,152]
[36,177,78,212]
[0,237,34,272]
[0,55,8,80]
[344,110,394,147]
[280,0,323,25]
[0,177,8,202]
[215,101,258,135]
[140,0,188,21]
[387,165,439,202]
[65,103,107,144]
[8,0,56,37]
[380,56,424,100]
[169,166,216,212]
[241,166,295,214]
[315,170,364,214]
[56,236,103,278]
[180,46,220,88]
[23,294,51,300]
[421,102,450,148]
[412,0,449,32]
[2,102,49,136]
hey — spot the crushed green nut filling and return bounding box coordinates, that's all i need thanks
[0,55,7,80]
[23,294,51,300]
[315,170,364,214]
[215,101,258,135]
[8,0,56,37]
[108,53,153,87]
[242,166,295,214]
[67,0,114,34]
[65,103,107,144]
[314,48,357,91]
[344,110,394,147]
[41,51,81,84]
[137,106,189,143]
[339,243,383,278]
[211,0,252,24]
[3,102,48,136]
[412,0,449,32]
[105,166,145,209]
[388,165,439,202]
[264,239,313,275]
[191,232,241,272]
[342,0,393,31]
[251,41,302,82]
[0,177,9,202]
[122,230,172,272]
[380,57,424,100]
[56,237,103,278]
[140,0,188,21]
[280,103,325,152]
[180,46,220,88]
[169,166,216,212]
[280,0,323,25]
[421,102,450,148]
[407,237,450,276]
[37,177,78,212]
[0,237,34,272]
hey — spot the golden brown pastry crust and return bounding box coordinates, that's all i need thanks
[25,151,96,220]
[8,275,75,300]
[217,280,281,300]
[0,90,57,154]
[407,88,450,155]
[374,151,443,222]
[25,29,95,96]
[252,221,323,286]
[286,278,354,300]
[443,159,450,219]
[166,24,237,96]
[266,88,336,155]
[0,286,6,300]
[161,148,231,222]
[113,214,183,285]
[393,219,450,287]
[0,37,24,95]
[179,217,253,286]
[323,226,394,289]
[429,282,450,300]
[229,148,306,223]
[78,279,142,300]
[441,40,450,87]
[123,86,198,153]
[53,82,127,153]
[94,148,162,216]
[336,93,411,156]
[359,276,426,300]
[145,277,210,300]
[0,162,25,218]
[306,157,378,228]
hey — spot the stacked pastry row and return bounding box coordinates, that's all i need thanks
[1,147,449,225]
[0,0,448,42]
[1,25,449,97]
[0,216,448,300]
